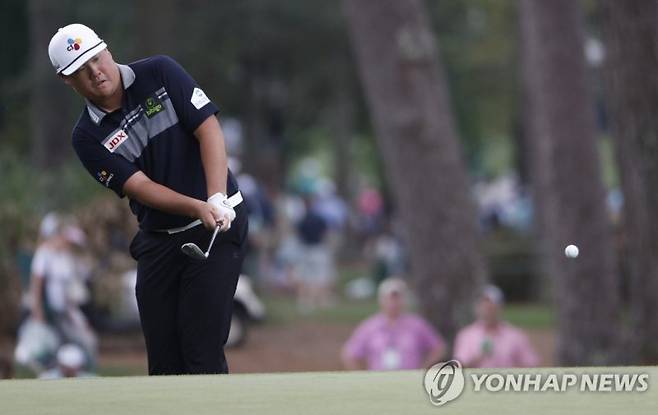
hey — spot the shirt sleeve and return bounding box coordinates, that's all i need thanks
[453,328,477,365]
[342,320,371,361]
[72,129,139,198]
[415,317,445,355]
[156,55,219,134]
[30,247,48,278]
[513,330,540,367]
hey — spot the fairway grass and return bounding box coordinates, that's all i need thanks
[1,366,656,414]
[263,297,555,329]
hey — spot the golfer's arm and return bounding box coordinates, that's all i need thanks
[123,171,203,218]
[194,115,228,197]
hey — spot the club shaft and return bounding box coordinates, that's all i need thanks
[205,225,221,256]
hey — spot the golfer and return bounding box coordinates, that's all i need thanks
[48,23,248,375]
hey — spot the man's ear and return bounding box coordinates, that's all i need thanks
[102,48,113,62]
[106,48,116,64]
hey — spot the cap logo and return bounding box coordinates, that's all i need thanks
[66,37,82,51]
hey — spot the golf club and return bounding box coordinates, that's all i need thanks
[181,222,222,260]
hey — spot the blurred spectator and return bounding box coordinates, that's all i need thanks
[342,278,445,370]
[39,344,95,379]
[266,193,304,292]
[14,317,60,373]
[313,179,348,231]
[294,195,335,312]
[453,285,539,368]
[473,174,532,232]
[368,220,406,284]
[356,187,384,236]
[238,171,275,280]
[238,172,275,234]
[29,213,98,371]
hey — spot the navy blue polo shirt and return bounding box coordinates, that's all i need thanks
[72,55,239,231]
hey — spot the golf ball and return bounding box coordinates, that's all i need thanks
[565,244,579,258]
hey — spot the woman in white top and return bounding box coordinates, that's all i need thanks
[30,213,97,370]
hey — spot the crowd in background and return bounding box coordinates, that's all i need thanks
[6,161,549,379]
[342,280,538,371]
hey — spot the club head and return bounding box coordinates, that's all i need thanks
[181,242,208,260]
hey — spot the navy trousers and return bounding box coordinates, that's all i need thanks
[129,209,248,375]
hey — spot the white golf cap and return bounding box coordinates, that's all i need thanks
[481,284,504,306]
[39,212,60,239]
[48,23,107,76]
[378,277,408,301]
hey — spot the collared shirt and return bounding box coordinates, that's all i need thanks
[72,55,239,231]
[453,321,539,368]
[342,313,445,370]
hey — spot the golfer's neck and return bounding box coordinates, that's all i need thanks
[93,88,123,113]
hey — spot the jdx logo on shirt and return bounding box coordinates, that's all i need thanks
[104,129,129,153]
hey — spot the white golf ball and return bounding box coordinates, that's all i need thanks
[565,244,579,258]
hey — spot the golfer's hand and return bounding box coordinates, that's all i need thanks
[207,192,236,232]
[195,201,223,231]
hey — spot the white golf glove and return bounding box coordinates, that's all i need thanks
[207,192,236,231]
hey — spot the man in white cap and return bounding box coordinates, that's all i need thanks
[453,284,539,368]
[30,212,97,371]
[342,278,446,370]
[48,24,248,375]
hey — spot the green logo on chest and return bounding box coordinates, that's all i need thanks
[144,97,164,118]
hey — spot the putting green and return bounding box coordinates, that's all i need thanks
[0,367,656,414]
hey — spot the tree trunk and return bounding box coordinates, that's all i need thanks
[343,0,486,342]
[520,0,621,365]
[329,86,356,202]
[29,0,70,168]
[240,61,285,191]
[601,0,658,364]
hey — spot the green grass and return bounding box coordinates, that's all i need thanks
[0,367,656,414]
[262,296,379,325]
[263,296,555,329]
[96,365,146,377]
[503,303,555,329]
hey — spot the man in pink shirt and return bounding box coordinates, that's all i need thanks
[341,278,446,370]
[454,285,539,368]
